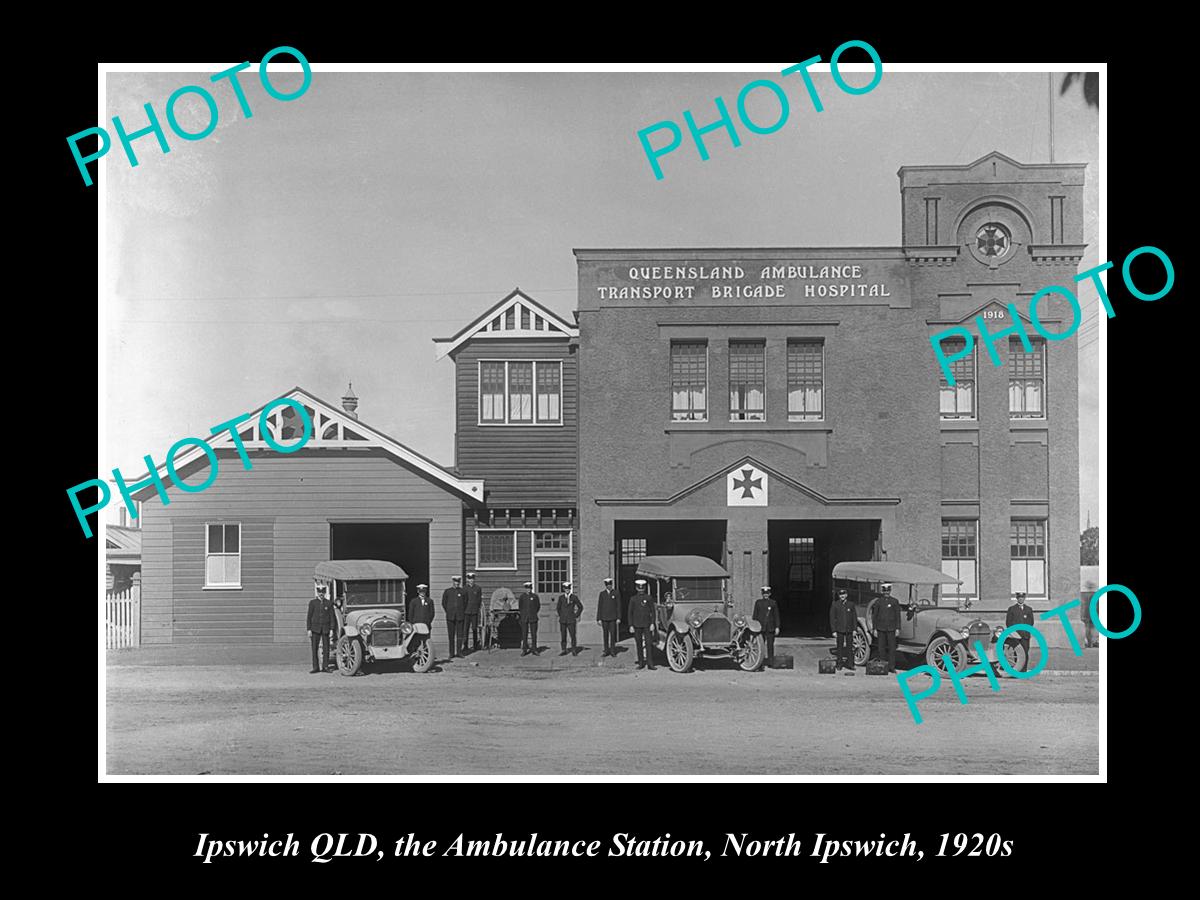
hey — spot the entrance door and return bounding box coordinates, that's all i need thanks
[329,523,430,603]
[767,520,880,636]
[785,536,816,633]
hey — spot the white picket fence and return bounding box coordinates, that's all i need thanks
[106,574,141,649]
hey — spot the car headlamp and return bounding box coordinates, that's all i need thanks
[959,628,971,640]
[687,610,704,630]
[733,614,747,628]
[993,626,1005,639]
[360,623,372,636]
[400,621,414,635]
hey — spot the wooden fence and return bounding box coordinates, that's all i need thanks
[106,572,141,649]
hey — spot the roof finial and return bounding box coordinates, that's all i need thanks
[341,382,359,419]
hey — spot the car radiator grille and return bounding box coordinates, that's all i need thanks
[700,618,731,644]
[371,628,399,648]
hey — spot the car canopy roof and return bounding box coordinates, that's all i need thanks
[636,555,729,579]
[831,561,959,585]
[314,560,408,581]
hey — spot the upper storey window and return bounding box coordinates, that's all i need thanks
[479,360,563,426]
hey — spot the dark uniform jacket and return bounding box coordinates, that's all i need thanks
[307,596,336,633]
[596,588,620,622]
[556,593,583,623]
[442,586,466,620]
[408,594,435,626]
[518,591,541,624]
[753,597,779,632]
[874,595,901,631]
[628,592,655,628]
[1006,602,1035,633]
[464,584,483,615]
[830,598,857,634]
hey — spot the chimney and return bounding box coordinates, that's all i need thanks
[341,382,359,419]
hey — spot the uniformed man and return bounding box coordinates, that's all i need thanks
[306,582,337,674]
[1006,591,1036,672]
[628,579,656,670]
[556,581,584,655]
[753,586,780,666]
[407,583,435,661]
[597,577,620,657]
[873,582,902,673]
[519,581,541,656]
[464,572,483,652]
[830,588,857,675]
[442,575,467,658]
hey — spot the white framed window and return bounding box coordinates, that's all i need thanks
[205,522,242,588]
[939,338,976,420]
[1009,338,1046,419]
[787,339,825,421]
[1010,519,1047,598]
[478,360,564,426]
[476,529,517,570]
[729,340,765,421]
[532,529,572,594]
[670,341,708,421]
[941,519,978,599]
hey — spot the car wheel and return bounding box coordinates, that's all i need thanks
[739,633,765,672]
[665,630,694,673]
[1001,640,1028,674]
[926,635,965,675]
[853,627,870,667]
[337,636,364,676]
[410,637,434,673]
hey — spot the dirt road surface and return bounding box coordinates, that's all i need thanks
[105,659,1098,775]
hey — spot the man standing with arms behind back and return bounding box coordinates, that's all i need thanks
[831,587,856,676]
[597,576,620,657]
[442,575,467,659]
[464,572,483,652]
[628,579,656,670]
[519,581,541,656]
[307,582,336,674]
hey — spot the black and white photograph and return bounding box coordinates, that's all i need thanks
[94,61,1104,778]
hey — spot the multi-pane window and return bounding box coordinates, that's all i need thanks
[787,340,824,421]
[205,522,241,587]
[508,362,534,423]
[476,530,516,569]
[1009,339,1045,418]
[941,519,978,598]
[480,362,506,423]
[670,341,708,421]
[533,530,572,594]
[939,339,975,419]
[788,536,815,591]
[536,363,562,424]
[1011,519,1047,598]
[729,340,765,421]
[620,538,647,566]
[478,361,563,425]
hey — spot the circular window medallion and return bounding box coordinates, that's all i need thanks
[975,223,1011,260]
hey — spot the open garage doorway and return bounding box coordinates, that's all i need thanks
[330,523,429,603]
[613,520,726,637]
[767,520,879,636]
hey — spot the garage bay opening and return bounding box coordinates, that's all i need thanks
[330,522,430,603]
[767,520,880,635]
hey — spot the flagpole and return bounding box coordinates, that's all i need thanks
[1048,72,1055,162]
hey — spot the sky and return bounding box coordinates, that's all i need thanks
[104,68,1101,529]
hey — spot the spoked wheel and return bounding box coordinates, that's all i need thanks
[665,630,694,673]
[410,637,434,673]
[337,636,364,676]
[926,635,966,675]
[739,633,765,672]
[853,627,870,667]
[1001,640,1028,674]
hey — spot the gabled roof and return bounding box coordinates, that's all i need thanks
[130,387,484,504]
[433,288,578,359]
[594,456,900,506]
[897,150,1086,175]
[105,525,142,553]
